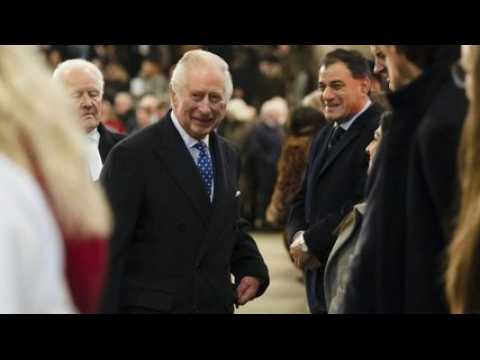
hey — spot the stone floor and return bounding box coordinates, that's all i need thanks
[236,232,309,315]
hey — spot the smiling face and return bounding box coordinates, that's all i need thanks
[62,67,103,133]
[318,61,370,123]
[171,63,227,140]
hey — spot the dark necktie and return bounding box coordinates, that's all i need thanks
[328,125,345,152]
[193,142,214,201]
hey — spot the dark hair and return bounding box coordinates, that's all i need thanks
[395,45,460,69]
[288,106,326,137]
[320,49,371,79]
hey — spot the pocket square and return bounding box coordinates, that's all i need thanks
[235,190,241,198]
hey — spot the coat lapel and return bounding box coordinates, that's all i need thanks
[311,105,377,185]
[98,124,110,163]
[327,203,366,267]
[317,126,361,177]
[153,116,212,227]
[308,126,333,193]
[197,132,234,258]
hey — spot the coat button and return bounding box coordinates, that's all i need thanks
[177,223,187,233]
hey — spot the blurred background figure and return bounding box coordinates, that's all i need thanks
[266,106,326,254]
[103,63,131,104]
[101,99,126,134]
[219,98,257,147]
[113,92,136,134]
[0,45,112,313]
[130,57,169,99]
[133,94,162,133]
[244,97,288,230]
[302,90,324,113]
[446,45,480,314]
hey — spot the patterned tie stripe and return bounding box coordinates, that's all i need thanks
[193,142,213,200]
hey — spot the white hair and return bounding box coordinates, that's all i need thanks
[170,49,233,102]
[52,59,104,93]
[261,97,289,118]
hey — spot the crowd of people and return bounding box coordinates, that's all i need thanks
[1,44,479,314]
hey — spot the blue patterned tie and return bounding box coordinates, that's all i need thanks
[193,142,214,201]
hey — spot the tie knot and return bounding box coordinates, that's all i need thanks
[193,142,208,153]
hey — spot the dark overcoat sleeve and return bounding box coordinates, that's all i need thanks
[99,143,144,313]
[229,151,270,297]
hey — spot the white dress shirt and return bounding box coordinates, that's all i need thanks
[0,155,76,314]
[86,128,103,182]
[337,99,372,131]
[171,112,215,201]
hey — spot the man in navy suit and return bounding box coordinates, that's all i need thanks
[100,50,269,314]
[286,49,382,314]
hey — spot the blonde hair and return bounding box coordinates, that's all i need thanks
[0,45,111,239]
[446,45,480,313]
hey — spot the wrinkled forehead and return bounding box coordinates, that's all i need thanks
[62,67,102,90]
[184,64,226,91]
[319,61,354,82]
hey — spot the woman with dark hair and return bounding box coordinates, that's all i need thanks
[266,106,326,257]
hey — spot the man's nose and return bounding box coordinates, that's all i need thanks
[81,94,94,107]
[198,97,213,114]
[322,87,335,101]
[374,62,384,75]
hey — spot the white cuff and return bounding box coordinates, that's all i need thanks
[291,231,309,253]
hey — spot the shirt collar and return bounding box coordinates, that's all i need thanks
[337,100,372,131]
[86,127,100,143]
[171,111,210,150]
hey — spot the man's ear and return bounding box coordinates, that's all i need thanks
[169,86,178,109]
[360,76,371,96]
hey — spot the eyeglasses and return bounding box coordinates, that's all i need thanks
[451,61,466,89]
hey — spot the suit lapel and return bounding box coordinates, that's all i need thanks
[98,124,110,163]
[308,126,333,192]
[197,133,234,258]
[311,105,377,185]
[153,116,212,227]
[317,126,361,177]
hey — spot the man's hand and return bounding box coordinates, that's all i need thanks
[236,276,261,306]
[290,242,322,270]
[290,243,311,269]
